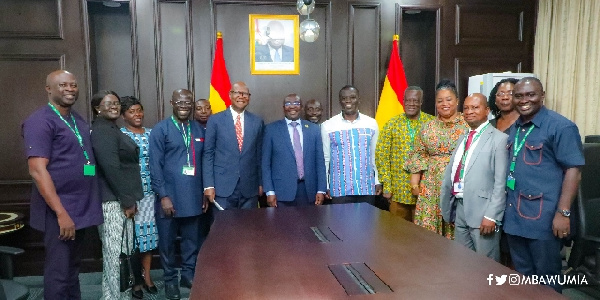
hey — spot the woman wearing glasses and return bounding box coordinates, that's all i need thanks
[489,78,519,133]
[120,96,159,295]
[91,90,144,299]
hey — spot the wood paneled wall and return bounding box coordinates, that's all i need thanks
[0,0,537,275]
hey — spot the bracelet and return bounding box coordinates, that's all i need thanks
[411,184,419,189]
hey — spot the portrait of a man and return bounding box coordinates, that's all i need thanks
[250,14,299,75]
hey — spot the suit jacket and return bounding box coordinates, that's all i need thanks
[91,117,143,208]
[203,108,264,198]
[262,119,326,202]
[440,125,508,228]
[255,44,294,62]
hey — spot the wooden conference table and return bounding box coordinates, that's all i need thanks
[191,203,564,299]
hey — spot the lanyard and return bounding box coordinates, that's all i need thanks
[171,116,192,164]
[405,114,419,150]
[458,123,489,181]
[509,124,535,173]
[47,103,90,163]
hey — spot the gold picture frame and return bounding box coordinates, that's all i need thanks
[249,14,300,75]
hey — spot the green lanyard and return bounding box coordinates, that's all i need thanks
[47,103,90,163]
[171,116,191,164]
[458,123,489,181]
[509,124,535,173]
[405,114,419,150]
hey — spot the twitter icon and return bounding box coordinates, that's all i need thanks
[495,275,507,285]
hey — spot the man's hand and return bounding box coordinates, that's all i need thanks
[325,190,332,199]
[56,211,76,241]
[161,197,176,217]
[202,195,209,213]
[552,213,570,238]
[123,204,137,219]
[375,184,383,195]
[315,193,324,205]
[479,218,495,235]
[204,188,215,203]
[383,192,393,203]
[266,195,277,207]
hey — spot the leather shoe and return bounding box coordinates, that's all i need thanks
[165,284,181,300]
[180,277,193,289]
[143,283,158,294]
[132,289,143,299]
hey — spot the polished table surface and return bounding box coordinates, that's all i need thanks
[191,203,564,299]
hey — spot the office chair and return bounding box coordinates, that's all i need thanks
[584,135,600,143]
[0,246,29,300]
[569,143,600,285]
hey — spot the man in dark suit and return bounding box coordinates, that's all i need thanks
[255,20,294,62]
[262,94,327,207]
[440,93,508,262]
[203,82,264,209]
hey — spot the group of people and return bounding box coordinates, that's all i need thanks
[22,69,582,299]
[376,77,583,293]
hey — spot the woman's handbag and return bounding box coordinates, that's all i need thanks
[119,218,143,292]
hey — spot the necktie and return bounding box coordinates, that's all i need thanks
[235,114,243,152]
[452,130,477,189]
[274,49,282,62]
[290,121,304,179]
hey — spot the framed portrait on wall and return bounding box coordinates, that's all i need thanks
[249,14,299,75]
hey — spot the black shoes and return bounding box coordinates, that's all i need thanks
[143,282,158,294]
[132,288,143,299]
[165,283,181,300]
[180,277,193,289]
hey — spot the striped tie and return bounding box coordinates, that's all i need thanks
[235,114,243,152]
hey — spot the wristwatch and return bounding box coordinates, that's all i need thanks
[557,209,571,217]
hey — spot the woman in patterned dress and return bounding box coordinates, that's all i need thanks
[404,80,469,239]
[120,96,159,294]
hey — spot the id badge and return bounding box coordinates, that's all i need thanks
[83,164,96,176]
[182,165,195,176]
[506,174,515,190]
[453,181,464,194]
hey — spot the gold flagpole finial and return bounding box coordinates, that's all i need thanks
[217,31,223,39]
[393,34,399,41]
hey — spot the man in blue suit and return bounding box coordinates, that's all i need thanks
[203,82,264,209]
[262,94,327,207]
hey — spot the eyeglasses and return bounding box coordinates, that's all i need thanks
[230,91,251,97]
[513,92,538,100]
[284,101,301,107]
[100,101,121,107]
[173,101,193,107]
[495,91,513,97]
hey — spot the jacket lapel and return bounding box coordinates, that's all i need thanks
[281,120,295,156]
[464,127,492,176]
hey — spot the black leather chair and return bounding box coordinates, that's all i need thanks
[568,143,600,285]
[0,246,29,300]
[584,135,600,143]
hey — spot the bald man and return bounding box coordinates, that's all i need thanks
[440,93,508,262]
[203,82,264,210]
[255,20,294,62]
[23,70,103,298]
[149,89,209,298]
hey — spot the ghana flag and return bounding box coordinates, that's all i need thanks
[374,35,408,131]
[209,31,231,113]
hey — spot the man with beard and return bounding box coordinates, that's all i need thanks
[149,89,209,299]
[440,93,508,261]
[321,85,382,204]
[376,86,434,221]
[262,94,326,207]
[503,77,584,293]
[23,70,103,299]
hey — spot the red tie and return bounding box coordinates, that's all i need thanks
[235,114,243,152]
[453,130,476,186]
